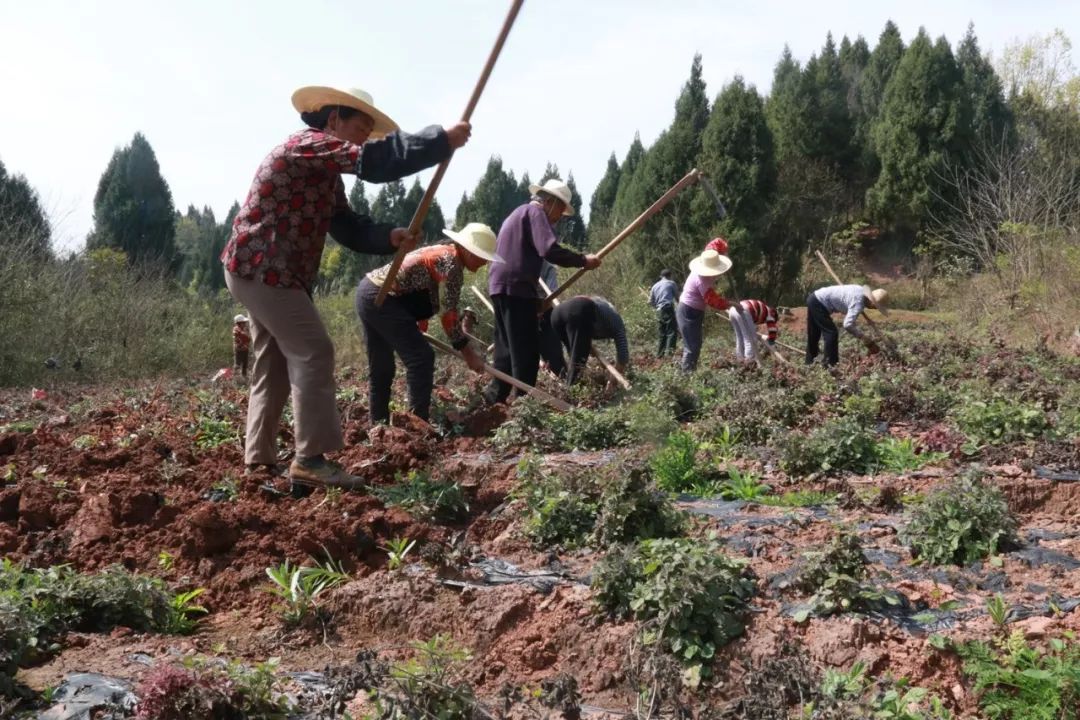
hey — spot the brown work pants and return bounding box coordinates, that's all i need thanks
[225,272,343,464]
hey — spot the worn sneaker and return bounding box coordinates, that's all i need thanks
[245,463,287,478]
[288,458,365,490]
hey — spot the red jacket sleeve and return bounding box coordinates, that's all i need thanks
[704,288,729,311]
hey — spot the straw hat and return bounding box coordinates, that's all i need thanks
[528,179,575,216]
[290,86,399,139]
[233,314,248,324]
[444,223,503,264]
[863,286,890,315]
[688,249,733,277]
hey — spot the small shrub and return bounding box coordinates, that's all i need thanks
[809,662,953,719]
[592,467,685,548]
[900,474,1018,566]
[778,417,879,477]
[794,529,867,594]
[382,635,480,720]
[592,537,755,671]
[553,407,632,450]
[516,463,599,550]
[953,395,1050,446]
[373,470,468,523]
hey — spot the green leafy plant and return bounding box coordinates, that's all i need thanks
[778,417,879,477]
[759,490,838,507]
[808,662,953,719]
[380,635,480,719]
[875,437,949,473]
[592,467,685,549]
[986,593,1010,629]
[650,430,707,493]
[72,434,98,450]
[953,395,1050,446]
[192,416,240,450]
[163,588,208,635]
[157,551,175,572]
[592,536,755,674]
[515,461,599,549]
[263,560,349,626]
[373,470,468,523]
[720,466,770,501]
[384,537,416,571]
[957,631,1080,719]
[900,473,1018,566]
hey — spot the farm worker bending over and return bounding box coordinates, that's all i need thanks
[550,296,630,386]
[730,300,780,363]
[805,284,889,367]
[221,84,471,488]
[648,269,679,357]
[676,249,733,372]
[357,223,502,425]
[485,179,601,404]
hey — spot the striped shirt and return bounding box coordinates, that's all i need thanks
[740,300,779,342]
[368,243,466,345]
[813,284,866,336]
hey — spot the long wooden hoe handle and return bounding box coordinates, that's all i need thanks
[424,333,571,412]
[542,168,701,310]
[375,0,526,306]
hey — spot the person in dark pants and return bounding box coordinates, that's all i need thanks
[485,179,600,403]
[551,296,630,385]
[648,269,679,356]
[805,284,889,366]
[357,223,501,423]
[538,261,566,377]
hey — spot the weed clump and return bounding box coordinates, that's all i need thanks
[135,658,293,720]
[493,398,631,451]
[900,474,1018,566]
[592,468,685,548]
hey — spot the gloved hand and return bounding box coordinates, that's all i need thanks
[417,319,429,333]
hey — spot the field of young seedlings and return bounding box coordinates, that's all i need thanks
[3,313,1080,719]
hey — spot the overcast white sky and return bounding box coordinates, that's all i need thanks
[1,0,1076,251]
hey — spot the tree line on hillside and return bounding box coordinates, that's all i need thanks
[1,24,1077,306]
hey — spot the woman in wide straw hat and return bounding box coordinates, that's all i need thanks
[221,85,471,489]
[676,247,734,372]
[358,223,503,425]
[805,283,889,367]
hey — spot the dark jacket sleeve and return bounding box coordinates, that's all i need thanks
[329,210,395,255]
[357,125,451,183]
[544,243,587,268]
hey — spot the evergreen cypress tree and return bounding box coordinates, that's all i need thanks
[87,133,177,268]
[868,29,973,238]
[956,24,1013,143]
[0,159,51,257]
[588,152,621,232]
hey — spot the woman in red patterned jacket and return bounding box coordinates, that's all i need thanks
[358,223,502,425]
[221,85,471,489]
